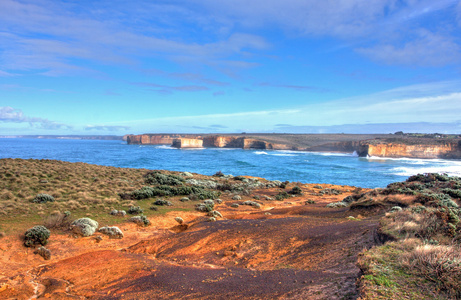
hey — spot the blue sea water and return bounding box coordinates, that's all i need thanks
[1,138,461,188]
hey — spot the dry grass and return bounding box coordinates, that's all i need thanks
[0,158,149,230]
[380,208,444,240]
[404,243,461,297]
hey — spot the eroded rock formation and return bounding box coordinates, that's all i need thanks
[126,134,461,158]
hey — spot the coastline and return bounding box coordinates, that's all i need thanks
[126,133,461,159]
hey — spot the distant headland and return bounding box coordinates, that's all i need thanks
[126,133,461,159]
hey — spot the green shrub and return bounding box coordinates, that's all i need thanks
[153,199,173,206]
[130,215,150,226]
[195,202,214,212]
[442,188,461,199]
[326,202,347,208]
[144,171,185,186]
[208,210,223,218]
[128,185,221,200]
[24,225,50,247]
[275,191,290,201]
[390,206,403,212]
[98,226,124,239]
[319,188,342,195]
[242,201,261,208]
[416,193,458,208]
[290,186,303,195]
[32,193,55,203]
[127,206,143,215]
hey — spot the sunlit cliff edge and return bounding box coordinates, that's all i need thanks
[125,133,461,159]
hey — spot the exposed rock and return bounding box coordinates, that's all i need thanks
[34,246,51,260]
[99,226,124,239]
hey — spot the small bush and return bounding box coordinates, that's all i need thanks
[275,191,290,201]
[24,225,50,247]
[195,203,214,212]
[175,217,184,225]
[208,210,223,218]
[242,201,261,208]
[214,171,224,177]
[231,203,239,208]
[128,185,221,200]
[290,186,303,195]
[319,188,342,195]
[127,206,143,215]
[305,200,315,204]
[32,193,55,203]
[153,199,173,206]
[390,206,403,212]
[144,171,185,186]
[110,209,126,217]
[99,226,124,239]
[326,202,347,208]
[130,215,150,226]
[405,244,461,298]
[71,218,99,237]
[442,188,461,199]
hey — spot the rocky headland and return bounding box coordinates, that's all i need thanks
[126,133,461,159]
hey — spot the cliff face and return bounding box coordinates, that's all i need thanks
[172,138,203,148]
[126,134,198,145]
[358,142,460,159]
[126,134,461,159]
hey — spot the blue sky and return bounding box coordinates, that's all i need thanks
[1,0,461,135]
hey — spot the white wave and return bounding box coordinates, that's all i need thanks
[272,153,297,157]
[308,152,356,157]
[365,156,429,165]
[274,150,304,154]
[253,150,297,157]
[206,148,236,151]
[390,164,461,177]
[181,147,205,151]
[254,151,268,155]
[155,145,175,150]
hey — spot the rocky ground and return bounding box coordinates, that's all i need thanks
[1,159,460,299]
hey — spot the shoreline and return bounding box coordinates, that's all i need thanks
[126,133,461,159]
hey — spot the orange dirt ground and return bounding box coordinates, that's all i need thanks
[0,184,379,300]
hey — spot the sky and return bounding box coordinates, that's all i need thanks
[1,0,461,135]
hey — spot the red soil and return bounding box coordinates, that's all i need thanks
[0,184,379,300]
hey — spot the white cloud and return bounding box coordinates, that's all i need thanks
[0,106,72,130]
[115,81,461,132]
[0,0,269,75]
[357,30,461,66]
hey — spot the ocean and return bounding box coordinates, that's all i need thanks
[1,138,461,188]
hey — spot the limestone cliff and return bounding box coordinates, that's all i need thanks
[126,134,200,145]
[358,141,461,159]
[126,134,461,159]
[172,138,203,148]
